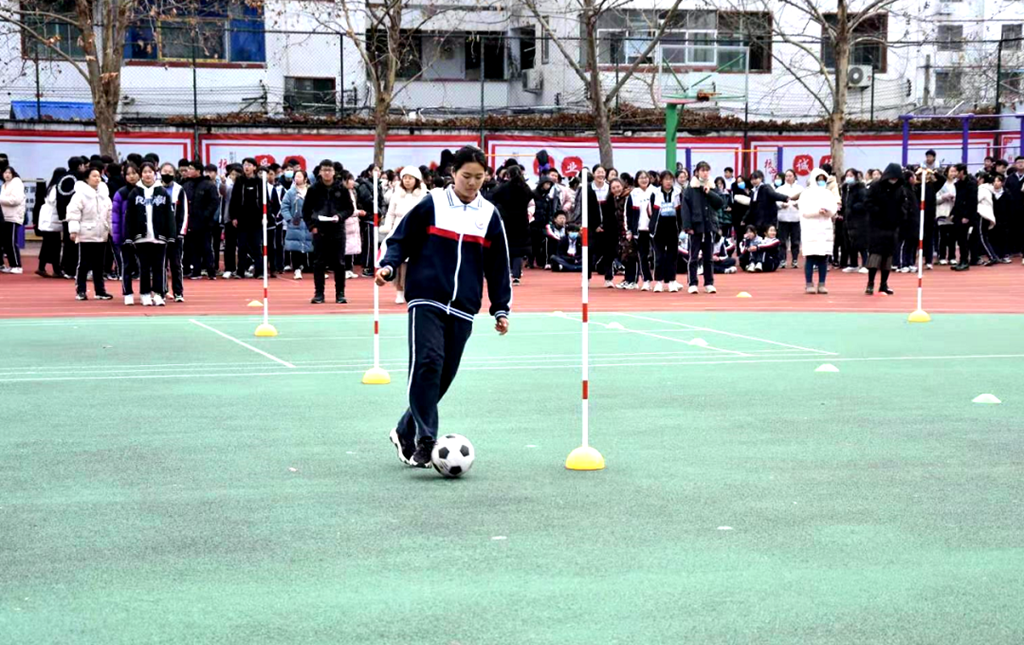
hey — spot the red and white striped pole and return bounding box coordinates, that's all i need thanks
[363,169,390,384]
[255,170,278,337]
[566,166,604,470]
[908,170,931,323]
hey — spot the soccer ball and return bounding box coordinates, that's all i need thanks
[431,434,475,478]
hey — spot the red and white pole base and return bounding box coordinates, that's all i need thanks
[908,176,931,324]
[363,169,391,384]
[255,170,279,337]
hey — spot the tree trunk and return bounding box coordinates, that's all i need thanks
[829,2,851,175]
[373,89,390,168]
[594,99,614,168]
[583,9,614,167]
[94,96,118,158]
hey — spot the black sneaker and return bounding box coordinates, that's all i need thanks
[865,287,874,295]
[75,293,87,301]
[880,286,894,295]
[311,295,325,304]
[409,436,435,468]
[389,428,415,466]
[336,295,347,304]
[95,293,113,301]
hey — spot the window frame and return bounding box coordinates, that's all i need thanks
[936,24,964,52]
[21,12,86,60]
[819,12,888,73]
[935,70,962,98]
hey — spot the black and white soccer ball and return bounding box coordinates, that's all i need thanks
[431,434,475,478]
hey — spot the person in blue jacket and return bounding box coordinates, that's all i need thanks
[376,146,512,468]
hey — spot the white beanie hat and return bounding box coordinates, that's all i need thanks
[400,165,422,182]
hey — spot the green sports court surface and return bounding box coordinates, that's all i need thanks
[1,311,1022,644]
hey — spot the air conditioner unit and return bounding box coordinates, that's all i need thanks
[848,65,872,88]
[523,68,543,93]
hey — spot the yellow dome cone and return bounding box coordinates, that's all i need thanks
[254,323,277,337]
[565,445,605,471]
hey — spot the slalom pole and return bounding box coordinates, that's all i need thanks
[254,170,278,337]
[566,166,604,471]
[362,169,391,384]
[908,170,931,323]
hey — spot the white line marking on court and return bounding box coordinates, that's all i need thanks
[618,312,838,355]
[548,312,751,357]
[2,354,1023,384]
[188,319,296,368]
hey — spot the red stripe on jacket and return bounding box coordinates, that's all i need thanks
[428,225,491,247]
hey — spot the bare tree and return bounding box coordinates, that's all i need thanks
[523,0,685,167]
[318,0,469,167]
[730,0,898,173]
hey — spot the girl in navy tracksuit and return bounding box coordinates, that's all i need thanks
[377,146,512,469]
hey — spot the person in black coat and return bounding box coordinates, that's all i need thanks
[730,176,751,234]
[490,165,533,283]
[1003,156,1024,258]
[747,170,790,233]
[920,167,945,268]
[229,157,264,277]
[950,163,978,270]
[680,161,725,292]
[838,169,868,270]
[864,162,909,294]
[530,176,557,268]
[303,160,353,303]
[898,170,922,271]
[182,160,220,279]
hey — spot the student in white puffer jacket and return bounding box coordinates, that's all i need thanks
[66,167,113,300]
[381,165,426,304]
[1,166,26,273]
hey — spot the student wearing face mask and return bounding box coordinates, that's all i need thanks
[865,163,909,294]
[839,169,869,272]
[159,162,188,301]
[551,224,583,272]
[798,168,839,294]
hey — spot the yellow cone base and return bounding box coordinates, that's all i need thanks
[736,292,752,298]
[565,445,605,471]
[362,366,391,385]
[247,299,264,308]
[908,310,931,323]
[254,323,278,337]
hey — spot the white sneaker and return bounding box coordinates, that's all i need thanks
[754,263,763,272]
[858,267,869,274]
[604,280,614,288]
[724,267,737,274]
[124,295,134,306]
[938,259,948,266]
[925,264,933,270]
[842,266,857,273]
[0,267,9,273]
[9,267,22,274]
[284,265,292,272]
[222,271,233,279]
[294,269,302,280]
[153,294,166,306]
[141,294,153,306]
[687,285,699,294]
[745,265,755,272]
[395,291,406,304]
[900,266,911,273]
[624,282,638,290]
[653,282,664,293]
[640,282,652,292]
[668,281,683,292]
[544,264,552,270]
[705,285,717,294]
[345,270,357,279]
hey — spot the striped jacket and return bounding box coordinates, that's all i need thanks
[381,186,512,321]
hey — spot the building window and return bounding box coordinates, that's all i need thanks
[541,34,549,65]
[368,30,423,80]
[516,26,536,71]
[821,13,888,71]
[718,12,771,72]
[1002,24,1022,50]
[284,77,336,115]
[935,70,962,98]
[21,0,85,60]
[124,2,265,63]
[937,24,964,51]
[465,34,506,80]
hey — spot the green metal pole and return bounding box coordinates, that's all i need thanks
[665,103,679,171]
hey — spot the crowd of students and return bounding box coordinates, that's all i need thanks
[0,147,1020,304]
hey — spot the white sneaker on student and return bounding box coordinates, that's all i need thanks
[754,262,763,272]
[858,266,869,274]
[283,265,292,272]
[925,264,933,270]
[745,265,755,272]
[294,269,302,280]
[687,285,699,294]
[153,294,166,306]
[668,281,682,292]
[938,259,948,266]
[395,291,406,304]
[842,266,857,273]
[141,294,153,306]
[640,282,652,291]
[10,267,22,274]
[345,270,357,279]
[604,279,615,288]
[624,282,638,290]
[653,282,664,293]
[724,266,737,274]
[124,295,134,306]
[221,271,233,279]
[705,285,717,294]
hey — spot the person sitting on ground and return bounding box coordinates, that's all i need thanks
[551,224,583,272]
[710,230,737,274]
[543,211,567,267]
[738,224,780,272]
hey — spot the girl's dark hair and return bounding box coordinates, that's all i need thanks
[47,167,65,191]
[659,170,674,183]
[751,170,765,180]
[714,176,726,188]
[2,166,18,179]
[451,146,487,172]
[592,164,605,173]
[694,161,710,173]
[339,170,354,183]
[140,161,157,173]
[106,162,121,176]
[293,169,308,183]
[123,162,140,177]
[508,164,529,189]
[746,225,757,234]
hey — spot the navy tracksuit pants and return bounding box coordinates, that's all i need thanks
[396,305,474,443]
